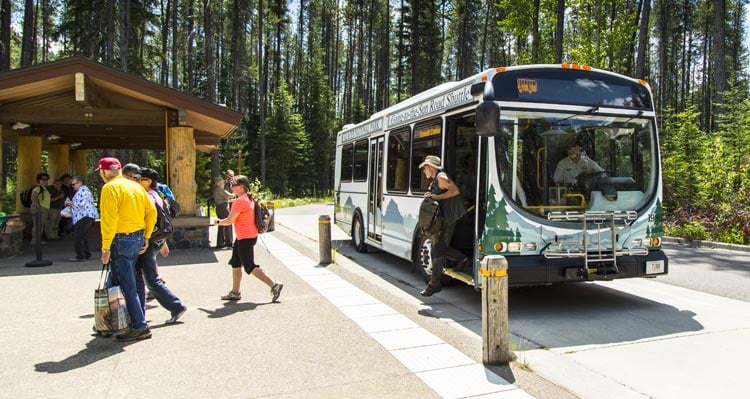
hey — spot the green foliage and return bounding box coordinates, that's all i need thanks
[664,221,707,241]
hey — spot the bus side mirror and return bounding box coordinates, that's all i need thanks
[476,101,500,137]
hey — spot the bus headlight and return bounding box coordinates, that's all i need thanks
[493,242,505,252]
[524,242,537,251]
[508,242,521,252]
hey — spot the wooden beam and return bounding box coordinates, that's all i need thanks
[0,106,164,126]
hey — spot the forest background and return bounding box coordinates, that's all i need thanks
[1,0,749,244]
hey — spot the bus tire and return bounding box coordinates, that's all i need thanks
[413,233,451,285]
[352,213,367,253]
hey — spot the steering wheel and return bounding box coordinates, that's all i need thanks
[575,170,608,197]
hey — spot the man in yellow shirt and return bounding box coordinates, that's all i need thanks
[97,157,157,341]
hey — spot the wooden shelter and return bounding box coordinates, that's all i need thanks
[0,57,244,215]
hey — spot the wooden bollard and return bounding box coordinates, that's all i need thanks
[318,215,332,264]
[481,255,510,364]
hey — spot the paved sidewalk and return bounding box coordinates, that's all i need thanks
[0,214,534,398]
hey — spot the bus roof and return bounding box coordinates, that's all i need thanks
[337,64,647,143]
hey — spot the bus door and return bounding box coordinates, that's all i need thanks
[445,114,478,255]
[368,136,384,242]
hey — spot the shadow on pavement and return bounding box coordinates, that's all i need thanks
[34,336,137,374]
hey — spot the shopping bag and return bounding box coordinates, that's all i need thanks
[108,285,131,332]
[94,264,112,333]
[60,206,73,218]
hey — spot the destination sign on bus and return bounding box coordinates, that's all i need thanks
[341,118,383,142]
[517,78,538,94]
[387,85,474,128]
[415,125,441,139]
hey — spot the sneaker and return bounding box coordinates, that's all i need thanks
[165,307,187,324]
[221,290,241,300]
[115,328,152,342]
[271,282,284,302]
[420,285,442,297]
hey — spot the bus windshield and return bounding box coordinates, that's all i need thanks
[494,111,657,218]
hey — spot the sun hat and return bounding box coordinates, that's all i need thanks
[95,157,121,171]
[419,155,443,170]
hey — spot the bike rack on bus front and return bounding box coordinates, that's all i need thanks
[544,211,648,278]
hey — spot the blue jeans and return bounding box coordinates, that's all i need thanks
[107,231,147,330]
[135,240,185,317]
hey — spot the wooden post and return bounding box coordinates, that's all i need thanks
[16,136,42,213]
[72,150,88,179]
[318,215,332,264]
[168,126,196,216]
[481,255,510,364]
[47,144,70,181]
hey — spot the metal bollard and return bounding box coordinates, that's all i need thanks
[318,215,332,265]
[25,211,52,267]
[481,255,509,364]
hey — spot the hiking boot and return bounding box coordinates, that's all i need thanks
[271,283,284,302]
[165,307,187,324]
[420,285,442,297]
[221,290,241,300]
[452,257,469,272]
[115,328,152,342]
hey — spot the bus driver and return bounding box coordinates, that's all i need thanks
[553,142,604,186]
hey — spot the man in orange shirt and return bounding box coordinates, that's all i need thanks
[97,157,157,341]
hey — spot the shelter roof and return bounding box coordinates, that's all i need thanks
[0,57,243,152]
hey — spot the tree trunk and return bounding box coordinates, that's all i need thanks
[554,0,564,63]
[120,0,130,72]
[259,0,266,184]
[0,0,11,71]
[712,0,727,122]
[635,0,650,79]
[21,0,34,66]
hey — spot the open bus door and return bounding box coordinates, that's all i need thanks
[367,136,384,244]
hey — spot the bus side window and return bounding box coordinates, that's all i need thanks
[387,128,411,193]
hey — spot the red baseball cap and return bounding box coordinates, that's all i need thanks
[95,157,122,171]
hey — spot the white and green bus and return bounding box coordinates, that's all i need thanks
[334,64,667,287]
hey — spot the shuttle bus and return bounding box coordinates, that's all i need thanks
[334,65,668,287]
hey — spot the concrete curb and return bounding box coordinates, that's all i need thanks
[662,236,750,253]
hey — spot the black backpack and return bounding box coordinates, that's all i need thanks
[150,201,175,242]
[418,198,442,236]
[20,186,38,208]
[253,198,270,234]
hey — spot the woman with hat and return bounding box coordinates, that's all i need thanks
[418,155,469,297]
[134,167,188,325]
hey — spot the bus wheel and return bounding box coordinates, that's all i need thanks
[414,235,434,283]
[352,214,367,253]
[414,234,451,285]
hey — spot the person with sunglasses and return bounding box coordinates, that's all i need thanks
[66,176,98,261]
[30,172,51,245]
[216,175,283,302]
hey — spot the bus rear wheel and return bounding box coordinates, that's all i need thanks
[352,214,367,253]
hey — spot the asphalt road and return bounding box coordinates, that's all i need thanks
[275,203,750,399]
[658,243,750,302]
